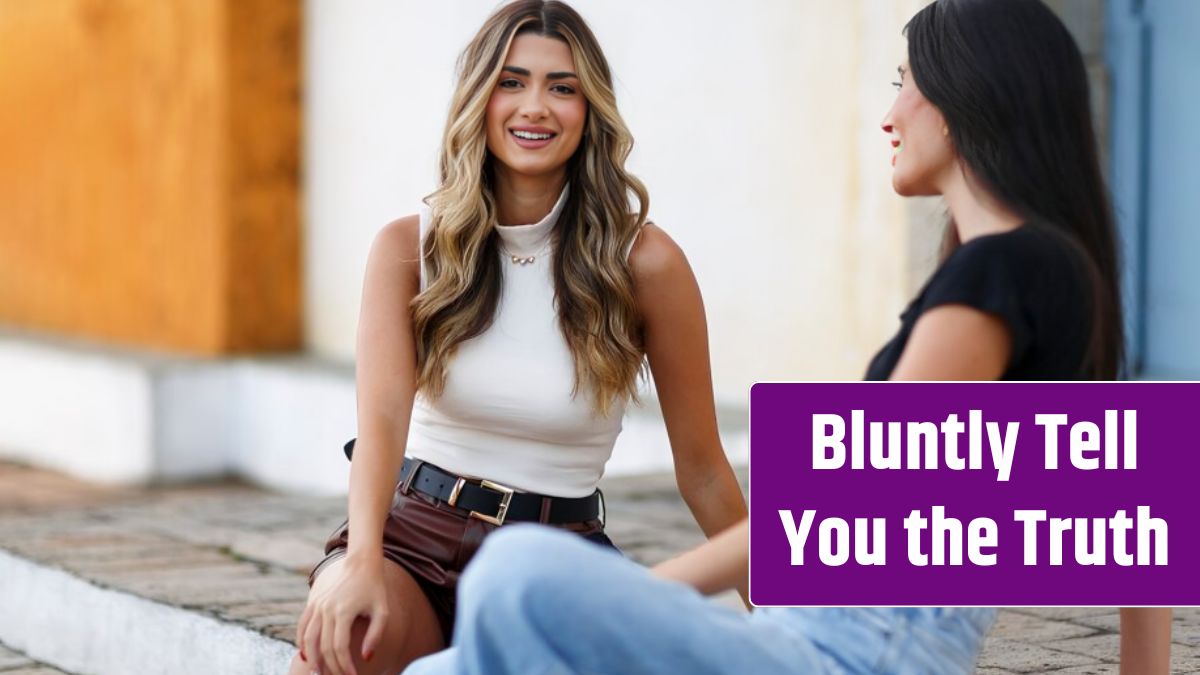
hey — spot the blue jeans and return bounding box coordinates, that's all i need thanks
[404,526,996,675]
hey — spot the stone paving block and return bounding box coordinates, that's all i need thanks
[1068,612,1120,633]
[1167,641,1200,672]
[244,613,302,633]
[1060,629,1200,673]
[216,600,308,622]
[13,529,148,551]
[0,519,128,548]
[1013,607,1120,622]
[125,566,296,588]
[64,549,235,575]
[1062,607,1200,643]
[0,468,125,511]
[1040,633,1121,662]
[988,610,1100,643]
[112,520,265,551]
[20,538,180,567]
[88,561,268,588]
[1172,608,1200,649]
[87,565,302,605]
[225,532,323,572]
[977,638,1101,673]
[1010,607,1118,622]
[263,624,299,644]
[153,585,307,608]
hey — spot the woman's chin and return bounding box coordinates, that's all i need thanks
[891,175,937,198]
[891,176,914,197]
[497,159,566,178]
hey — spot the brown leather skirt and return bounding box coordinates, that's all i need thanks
[308,473,615,641]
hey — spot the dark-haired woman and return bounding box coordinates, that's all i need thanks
[880,0,1167,670]
[405,0,1169,673]
[289,2,747,674]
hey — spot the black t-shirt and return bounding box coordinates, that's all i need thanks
[864,225,1094,381]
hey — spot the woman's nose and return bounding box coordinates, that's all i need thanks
[518,91,549,120]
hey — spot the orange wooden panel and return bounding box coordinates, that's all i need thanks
[225,0,302,352]
[0,0,300,354]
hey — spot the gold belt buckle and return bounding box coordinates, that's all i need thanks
[446,477,467,508]
[470,479,515,526]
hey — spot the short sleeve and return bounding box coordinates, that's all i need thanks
[920,235,1035,365]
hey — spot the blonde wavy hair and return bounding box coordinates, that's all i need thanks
[411,0,649,416]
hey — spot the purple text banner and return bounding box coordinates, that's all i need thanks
[749,383,1200,606]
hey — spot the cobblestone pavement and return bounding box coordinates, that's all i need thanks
[0,462,1197,673]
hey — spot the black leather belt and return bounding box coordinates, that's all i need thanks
[343,438,603,526]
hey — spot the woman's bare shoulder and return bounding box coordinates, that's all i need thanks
[367,214,422,284]
[628,222,690,283]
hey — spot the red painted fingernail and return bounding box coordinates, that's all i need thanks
[365,649,374,662]
[299,649,307,662]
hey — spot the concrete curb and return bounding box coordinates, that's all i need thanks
[0,548,293,675]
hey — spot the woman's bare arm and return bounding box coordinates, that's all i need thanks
[630,225,748,600]
[631,225,748,539]
[299,215,422,675]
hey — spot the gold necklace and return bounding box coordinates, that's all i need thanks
[501,241,550,266]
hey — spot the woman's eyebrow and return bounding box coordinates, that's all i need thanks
[501,65,578,80]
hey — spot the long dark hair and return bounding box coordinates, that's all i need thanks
[906,0,1124,379]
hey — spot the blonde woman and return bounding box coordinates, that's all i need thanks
[289,2,747,674]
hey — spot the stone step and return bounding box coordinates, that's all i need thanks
[0,549,293,675]
[0,467,320,674]
[5,462,1199,674]
[0,462,729,675]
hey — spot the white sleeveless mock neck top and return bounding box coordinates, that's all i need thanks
[405,186,629,498]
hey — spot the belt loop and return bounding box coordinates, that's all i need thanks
[597,488,607,528]
[399,458,423,495]
[538,495,552,524]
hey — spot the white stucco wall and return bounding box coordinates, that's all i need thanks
[304,0,932,405]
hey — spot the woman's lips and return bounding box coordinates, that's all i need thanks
[510,128,557,149]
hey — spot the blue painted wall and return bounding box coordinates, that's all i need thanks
[1107,0,1200,378]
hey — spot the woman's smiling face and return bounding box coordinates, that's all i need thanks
[485,33,588,180]
[881,61,957,197]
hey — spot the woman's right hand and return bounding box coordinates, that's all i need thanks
[298,555,391,675]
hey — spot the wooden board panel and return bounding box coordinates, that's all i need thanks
[0,0,300,354]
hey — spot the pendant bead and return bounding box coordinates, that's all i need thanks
[502,245,548,266]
